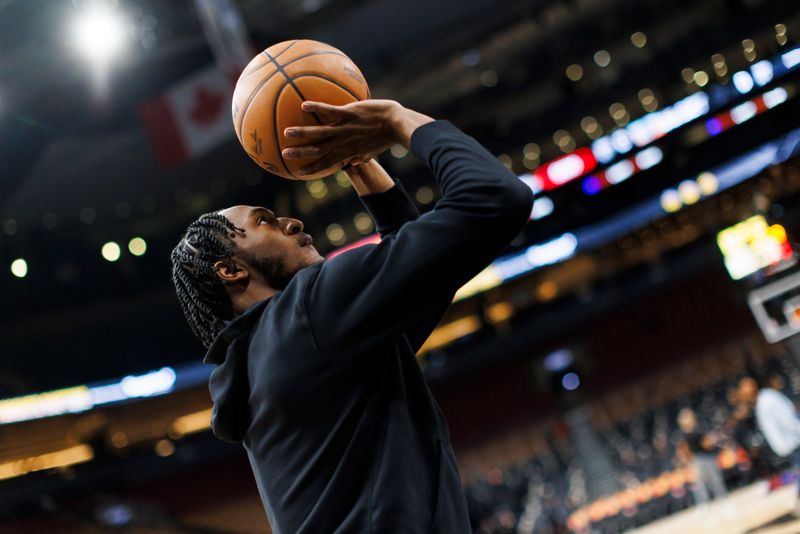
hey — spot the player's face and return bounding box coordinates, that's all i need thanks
[218,205,324,286]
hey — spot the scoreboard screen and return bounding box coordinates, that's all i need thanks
[716,215,795,280]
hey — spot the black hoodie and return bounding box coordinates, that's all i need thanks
[203,120,533,533]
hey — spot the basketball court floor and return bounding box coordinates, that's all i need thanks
[632,481,800,534]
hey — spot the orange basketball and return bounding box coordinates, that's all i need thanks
[232,40,370,180]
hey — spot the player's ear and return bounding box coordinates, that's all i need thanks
[213,258,248,286]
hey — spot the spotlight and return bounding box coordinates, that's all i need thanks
[69,4,129,65]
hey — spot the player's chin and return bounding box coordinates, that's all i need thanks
[301,245,324,261]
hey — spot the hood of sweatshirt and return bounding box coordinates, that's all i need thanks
[203,298,271,442]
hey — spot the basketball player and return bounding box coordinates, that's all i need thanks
[171,99,533,533]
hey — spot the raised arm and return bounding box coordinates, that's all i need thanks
[346,160,420,237]
[285,101,532,369]
[349,160,457,352]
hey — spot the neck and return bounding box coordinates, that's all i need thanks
[230,284,278,316]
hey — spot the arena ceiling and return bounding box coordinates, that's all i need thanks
[1,0,786,226]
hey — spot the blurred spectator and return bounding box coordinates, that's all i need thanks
[676,408,728,504]
[729,379,772,478]
[742,371,800,503]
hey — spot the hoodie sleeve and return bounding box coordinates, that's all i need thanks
[358,180,421,237]
[357,181,457,353]
[306,120,533,369]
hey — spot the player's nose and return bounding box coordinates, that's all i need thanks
[280,217,303,234]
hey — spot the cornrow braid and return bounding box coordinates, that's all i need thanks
[171,212,245,349]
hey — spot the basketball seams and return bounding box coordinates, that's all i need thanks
[262,49,325,127]
[236,42,299,139]
[244,50,346,81]
[271,81,294,178]
[290,73,362,101]
[237,69,279,141]
[238,39,298,79]
[236,48,342,139]
[284,64,368,99]
[240,54,353,178]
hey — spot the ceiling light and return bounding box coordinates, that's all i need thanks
[101,242,121,262]
[70,4,129,65]
[128,237,147,256]
[10,259,27,278]
[593,50,611,67]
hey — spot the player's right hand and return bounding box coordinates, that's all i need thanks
[281,99,432,175]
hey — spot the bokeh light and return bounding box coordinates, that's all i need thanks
[101,242,121,262]
[562,372,581,391]
[593,50,611,67]
[325,224,346,246]
[630,31,648,48]
[10,258,28,278]
[128,237,147,256]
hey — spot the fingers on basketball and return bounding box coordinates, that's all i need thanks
[232,39,370,181]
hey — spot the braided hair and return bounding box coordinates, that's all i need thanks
[171,212,245,349]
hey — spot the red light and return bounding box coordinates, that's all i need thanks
[781,240,794,260]
[534,148,597,191]
[754,94,768,113]
[326,233,381,259]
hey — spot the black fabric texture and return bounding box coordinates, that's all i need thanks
[203,120,533,533]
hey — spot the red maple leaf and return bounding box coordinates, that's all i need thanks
[189,86,224,126]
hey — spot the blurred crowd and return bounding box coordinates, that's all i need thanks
[459,336,800,533]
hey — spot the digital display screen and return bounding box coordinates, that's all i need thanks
[716,215,794,280]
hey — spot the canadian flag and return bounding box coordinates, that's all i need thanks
[140,66,235,168]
